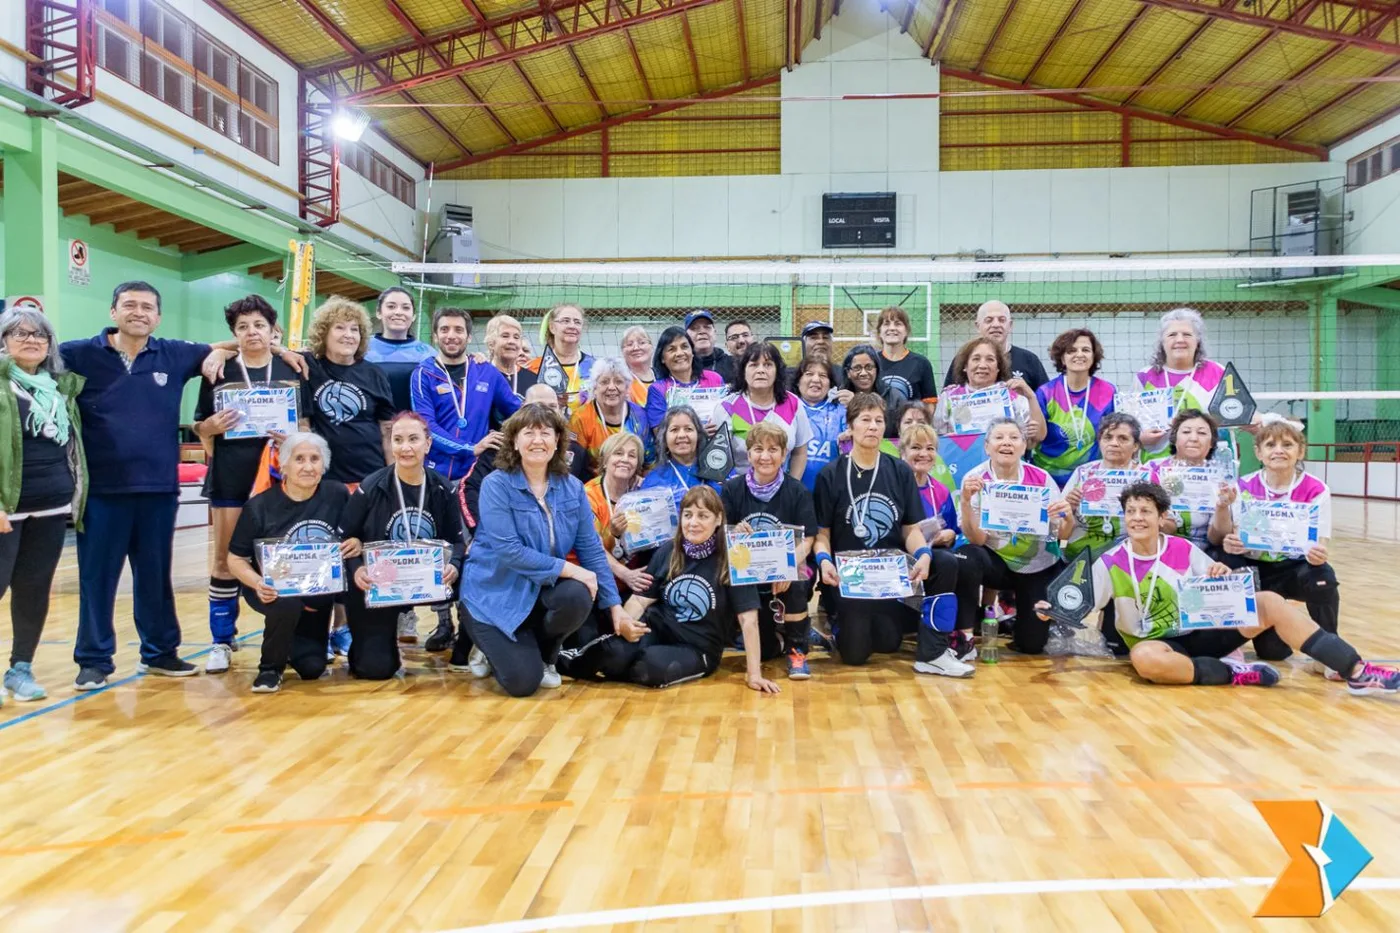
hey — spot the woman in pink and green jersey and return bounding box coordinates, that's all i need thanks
[1033,328,1117,487]
[1135,307,1229,460]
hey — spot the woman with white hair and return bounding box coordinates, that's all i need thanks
[484,314,538,401]
[1135,307,1229,459]
[0,308,87,702]
[569,357,655,475]
[225,431,356,693]
[619,325,654,406]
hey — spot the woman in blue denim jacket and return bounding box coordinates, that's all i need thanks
[453,403,634,697]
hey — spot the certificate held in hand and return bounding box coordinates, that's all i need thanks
[1238,500,1319,558]
[364,541,450,607]
[258,539,344,597]
[835,550,913,600]
[668,385,726,424]
[980,483,1051,535]
[615,489,678,554]
[1117,388,1174,433]
[726,525,799,586]
[948,385,1014,435]
[1178,572,1258,631]
[215,383,299,439]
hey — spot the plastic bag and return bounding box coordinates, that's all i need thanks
[1045,620,1115,659]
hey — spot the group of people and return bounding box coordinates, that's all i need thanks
[0,283,1396,704]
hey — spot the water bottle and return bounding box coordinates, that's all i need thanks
[979,605,999,664]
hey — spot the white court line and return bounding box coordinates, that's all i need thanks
[438,877,1400,932]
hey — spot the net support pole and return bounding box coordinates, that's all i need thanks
[1379,309,1400,422]
[1310,293,1338,459]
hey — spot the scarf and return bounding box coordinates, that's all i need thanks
[682,532,719,561]
[745,468,783,502]
[9,366,70,446]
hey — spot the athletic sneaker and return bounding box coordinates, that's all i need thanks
[424,615,455,652]
[951,631,977,664]
[205,643,233,674]
[1346,661,1400,696]
[1310,659,1345,682]
[4,662,47,702]
[1225,659,1279,687]
[397,611,419,644]
[251,670,281,693]
[787,650,811,680]
[807,626,835,655]
[74,667,108,691]
[450,644,492,677]
[137,656,199,677]
[540,664,562,689]
[914,649,975,678]
[328,625,352,658]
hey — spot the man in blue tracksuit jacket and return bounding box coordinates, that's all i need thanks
[410,307,520,481]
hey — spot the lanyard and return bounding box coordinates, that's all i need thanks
[1062,377,1094,449]
[437,358,468,425]
[237,355,272,388]
[669,460,694,489]
[393,470,429,542]
[742,393,774,425]
[595,399,632,435]
[1126,535,1167,628]
[1259,470,1302,500]
[845,450,881,535]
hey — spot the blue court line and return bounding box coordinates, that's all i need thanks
[0,629,265,733]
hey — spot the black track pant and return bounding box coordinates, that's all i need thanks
[953,545,1061,655]
[1213,550,1339,661]
[828,549,958,665]
[0,513,67,667]
[456,580,593,697]
[558,615,714,688]
[344,585,404,680]
[241,588,333,680]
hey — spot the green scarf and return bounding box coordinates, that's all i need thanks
[9,366,71,446]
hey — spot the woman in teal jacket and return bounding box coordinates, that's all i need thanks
[0,308,87,703]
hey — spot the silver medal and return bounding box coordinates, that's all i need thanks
[40,421,57,439]
[612,544,625,559]
[853,523,868,539]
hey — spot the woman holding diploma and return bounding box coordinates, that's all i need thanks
[712,342,812,479]
[1217,414,1339,667]
[584,432,652,599]
[524,304,595,413]
[1135,307,1233,458]
[1045,482,1400,694]
[1033,328,1116,486]
[557,486,778,693]
[936,338,1046,445]
[644,326,726,438]
[453,403,630,698]
[193,295,310,675]
[1062,413,1149,561]
[813,394,963,674]
[339,413,464,680]
[1149,409,1235,546]
[639,407,721,509]
[953,418,1073,655]
[225,432,353,693]
[795,358,847,491]
[721,422,819,679]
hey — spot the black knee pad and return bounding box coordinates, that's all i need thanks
[1252,628,1294,661]
[292,659,328,681]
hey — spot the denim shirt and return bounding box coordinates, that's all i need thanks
[461,467,621,636]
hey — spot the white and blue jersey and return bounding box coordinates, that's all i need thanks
[800,399,846,492]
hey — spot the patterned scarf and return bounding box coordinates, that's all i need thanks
[744,468,784,502]
[682,532,719,560]
[9,366,70,445]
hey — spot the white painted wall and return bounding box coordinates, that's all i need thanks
[0,1,421,260]
[1333,112,1400,256]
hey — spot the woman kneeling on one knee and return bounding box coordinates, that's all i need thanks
[339,412,464,680]
[225,432,354,693]
[1038,481,1399,695]
[454,402,632,697]
[558,485,779,693]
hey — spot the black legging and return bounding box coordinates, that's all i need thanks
[1214,550,1339,661]
[828,549,957,665]
[559,608,715,688]
[456,580,593,697]
[0,513,67,667]
[240,587,333,680]
[343,584,405,680]
[953,545,1061,655]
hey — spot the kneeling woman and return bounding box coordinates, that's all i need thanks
[720,421,818,679]
[1062,482,1398,695]
[558,486,779,693]
[225,432,354,693]
[455,403,629,697]
[954,418,1073,655]
[339,412,464,680]
[812,393,955,673]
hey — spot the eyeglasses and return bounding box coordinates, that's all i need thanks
[849,363,877,374]
[727,332,752,342]
[6,329,49,344]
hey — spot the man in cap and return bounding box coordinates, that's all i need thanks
[685,310,735,385]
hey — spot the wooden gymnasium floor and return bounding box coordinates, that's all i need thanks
[2,502,1400,932]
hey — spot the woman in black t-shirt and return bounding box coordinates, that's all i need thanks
[301,297,395,486]
[720,421,817,680]
[193,295,311,675]
[226,432,354,693]
[339,412,464,681]
[557,486,779,693]
[0,309,86,702]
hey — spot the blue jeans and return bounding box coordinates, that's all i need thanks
[75,493,182,674]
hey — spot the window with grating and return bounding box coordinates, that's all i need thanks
[1347,136,1400,191]
[341,142,416,208]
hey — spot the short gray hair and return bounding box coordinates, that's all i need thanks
[0,308,64,375]
[619,325,651,349]
[982,416,1026,445]
[586,356,632,397]
[1151,307,1208,369]
[278,431,331,471]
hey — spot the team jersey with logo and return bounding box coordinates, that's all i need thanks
[569,399,655,474]
[227,480,351,572]
[720,474,819,540]
[641,541,760,661]
[365,334,435,413]
[799,399,846,491]
[712,392,814,475]
[304,355,396,484]
[1135,359,1227,459]
[878,349,938,407]
[814,452,925,553]
[1088,534,1215,646]
[1235,469,1332,563]
[1032,375,1117,486]
[959,460,1062,574]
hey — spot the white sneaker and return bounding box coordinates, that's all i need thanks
[205,643,232,674]
[468,645,491,678]
[540,664,562,689]
[1310,659,1345,682]
[397,610,419,644]
[913,649,975,678]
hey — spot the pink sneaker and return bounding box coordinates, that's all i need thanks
[1346,662,1400,696]
[1224,659,1279,687]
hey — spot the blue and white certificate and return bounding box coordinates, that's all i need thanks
[364,541,449,607]
[726,525,799,586]
[1178,572,1257,631]
[1077,467,1143,518]
[1160,464,1226,515]
[257,539,344,597]
[1117,388,1174,433]
[616,489,678,554]
[836,550,913,600]
[980,483,1051,535]
[215,383,299,439]
[1238,500,1320,558]
[667,385,726,424]
[947,385,1014,436]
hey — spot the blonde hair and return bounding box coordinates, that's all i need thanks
[744,420,790,452]
[1254,413,1306,453]
[541,303,585,351]
[900,421,938,449]
[485,314,523,353]
[308,297,372,361]
[598,431,644,474]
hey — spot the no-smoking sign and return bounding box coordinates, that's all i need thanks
[68,238,90,287]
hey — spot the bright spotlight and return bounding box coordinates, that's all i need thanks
[331,108,370,142]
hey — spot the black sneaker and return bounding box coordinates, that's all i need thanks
[74,667,108,691]
[251,670,281,693]
[424,616,455,652]
[137,656,199,677]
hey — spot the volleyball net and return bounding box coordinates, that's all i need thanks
[391,254,1400,450]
